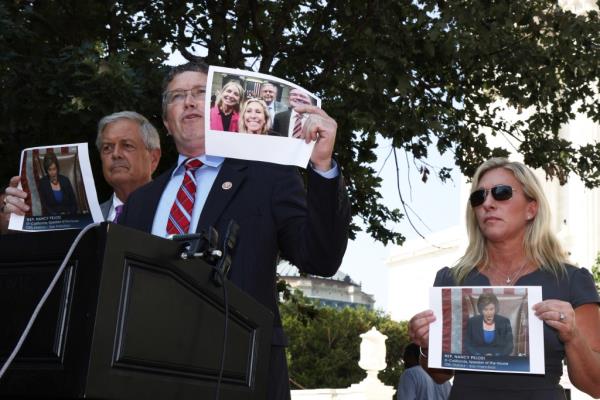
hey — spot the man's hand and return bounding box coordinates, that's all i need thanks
[295,105,337,172]
[2,175,30,220]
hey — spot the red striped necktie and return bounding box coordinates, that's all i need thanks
[166,158,203,235]
[292,113,304,138]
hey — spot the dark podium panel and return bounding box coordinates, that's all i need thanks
[0,223,273,399]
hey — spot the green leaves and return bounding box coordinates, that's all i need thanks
[2,0,600,243]
[280,289,408,389]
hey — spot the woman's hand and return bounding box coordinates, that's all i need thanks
[533,299,577,343]
[408,309,437,348]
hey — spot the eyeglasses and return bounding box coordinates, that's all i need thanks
[469,184,516,207]
[163,86,206,105]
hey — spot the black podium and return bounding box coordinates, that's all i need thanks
[0,223,273,399]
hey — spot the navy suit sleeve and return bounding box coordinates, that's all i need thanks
[274,166,351,277]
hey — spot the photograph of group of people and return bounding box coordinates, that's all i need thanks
[204,66,322,167]
[208,68,319,138]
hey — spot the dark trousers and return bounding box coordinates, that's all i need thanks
[267,346,291,400]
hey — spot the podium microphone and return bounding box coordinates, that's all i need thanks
[214,220,239,285]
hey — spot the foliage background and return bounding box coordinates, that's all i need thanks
[280,289,408,389]
[2,1,600,246]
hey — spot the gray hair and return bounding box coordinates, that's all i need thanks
[96,111,161,151]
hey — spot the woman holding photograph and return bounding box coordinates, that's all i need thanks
[209,81,244,133]
[408,158,600,399]
[238,98,272,135]
[38,153,77,216]
[464,292,514,357]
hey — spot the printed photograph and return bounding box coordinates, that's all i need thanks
[428,286,544,374]
[205,66,321,167]
[9,143,103,231]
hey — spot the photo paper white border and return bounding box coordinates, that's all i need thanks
[9,143,103,231]
[205,66,320,167]
[428,286,544,374]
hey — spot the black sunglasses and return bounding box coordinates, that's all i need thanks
[469,184,515,207]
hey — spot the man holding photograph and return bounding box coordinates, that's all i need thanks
[273,87,314,138]
[0,110,161,229]
[118,61,351,400]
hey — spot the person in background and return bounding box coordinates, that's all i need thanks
[260,82,285,119]
[96,111,161,221]
[397,343,451,400]
[409,158,600,400]
[209,80,244,132]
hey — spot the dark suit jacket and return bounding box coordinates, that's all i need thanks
[119,158,351,398]
[272,109,292,137]
[100,198,112,221]
[464,314,514,356]
[38,174,77,216]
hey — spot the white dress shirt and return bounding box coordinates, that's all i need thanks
[151,154,339,238]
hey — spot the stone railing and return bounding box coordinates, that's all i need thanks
[291,327,395,400]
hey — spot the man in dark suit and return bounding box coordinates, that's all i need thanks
[118,62,351,400]
[272,87,314,138]
[1,111,161,229]
[96,111,161,221]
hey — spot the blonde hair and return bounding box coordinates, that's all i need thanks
[215,81,244,112]
[238,98,271,134]
[453,157,568,283]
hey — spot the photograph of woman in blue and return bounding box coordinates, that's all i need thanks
[464,292,514,356]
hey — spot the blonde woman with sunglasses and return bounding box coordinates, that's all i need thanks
[408,157,600,399]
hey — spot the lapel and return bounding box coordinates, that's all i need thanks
[197,158,247,233]
[283,109,292,128]
[139,167,173,232]
[100,195,112,221]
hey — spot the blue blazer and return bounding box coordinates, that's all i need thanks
[465,314,514,356]
[119,158,351,399]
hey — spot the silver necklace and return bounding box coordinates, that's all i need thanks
[494,262,527,285]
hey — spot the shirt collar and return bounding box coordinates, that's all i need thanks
[172,154,225,176]
[112,192,124,207]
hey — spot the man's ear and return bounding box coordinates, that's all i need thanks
[149,148,161,175]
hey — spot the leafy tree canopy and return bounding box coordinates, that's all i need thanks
[591,254,600,291]
[280,289,408,389]
[2,1,600,245]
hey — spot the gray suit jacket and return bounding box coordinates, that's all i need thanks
[100,198,112,221]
